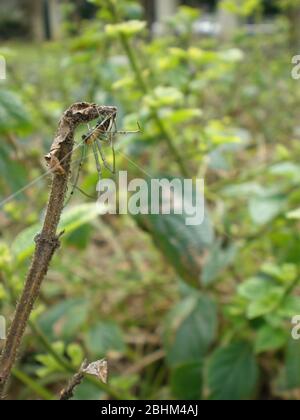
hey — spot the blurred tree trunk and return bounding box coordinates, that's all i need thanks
[48,0,61,40]
[27,0,44,41]
[23,0,62,41]
[286,5,300,52]
[141,0,155,27]
[154,0,179,22]
[217,0,238,42]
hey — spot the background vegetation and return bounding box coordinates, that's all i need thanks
[1,0,300,400]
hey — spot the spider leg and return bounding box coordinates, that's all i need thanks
[111,142,116,175]
[110,121,117,174]
[64,142,87,207]
[96,138,116,175]
[108,122,141,135]
[72,185,95,200]
[92,141,103,196]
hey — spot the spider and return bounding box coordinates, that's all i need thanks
[65,109,140,205]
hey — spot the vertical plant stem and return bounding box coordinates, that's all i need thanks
[107,0,191,178]
[29,321,73,373]
[30,320,128,400]
[0,103,116,397]
[12,368,55,401]
[59,360,88,401]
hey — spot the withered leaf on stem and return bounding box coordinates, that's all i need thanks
[83,359,108,384]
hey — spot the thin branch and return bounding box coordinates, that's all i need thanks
[123,349,165,376]
[59,360,89,401]
[12,368,55,401]
[0,102,117,398]
[30,320,127,400]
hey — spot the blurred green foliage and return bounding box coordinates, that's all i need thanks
[1,0,300,400]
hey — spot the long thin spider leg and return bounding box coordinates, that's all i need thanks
[97,121,141,138]
[94,116,116,173]
[111,121,117,174]
[92,141,103,197]
[97,134,110,143]
[111,142,116,175]
[64,143,87,207]
[106,122,141,136]
[72,185,95,200]
[96,138,115,175]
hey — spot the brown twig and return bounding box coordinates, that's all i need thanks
[123,350,165,376]
[0,102,117,398]
[59,360,89,401]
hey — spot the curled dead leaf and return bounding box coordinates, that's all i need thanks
[83,359,108,384]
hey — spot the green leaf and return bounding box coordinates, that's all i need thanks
[222,0,261,17]
[237,277,273,300]
[0,89,31,134]
[85,321,126,358]
[287,208,300,219]
[105,20,146,37]
[144,86,184,108]
[219,48,244,62]
[67,343,85,368]
[201,241,237,287]
[110,374,139,395]
[269,162,300,182]
[171,362,203,400]
[166,109,202,125]
[36,342,65,377]
[10,223,40,262]
[255,325,287,354]
[164,294,217,366]
[0,241,11,269]
[73,379,104,401]
[188,48,219,65]
[237,276,285,319]
[59,203,102,232]
[64,224,92,249]
[246,288,283,319]
[135,177,214,288]
[208,342,259,400]
[11,203,103,262]
[38,298,89,340]
[261,263,297,285]
[249,195,286,225]
[0,145,28,193]
[222,182,265,198]
[282,339,300,390]
[277,296,300,318]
